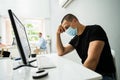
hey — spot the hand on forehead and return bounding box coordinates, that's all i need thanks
[61,20,71,30]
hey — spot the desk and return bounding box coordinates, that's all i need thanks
[0,54,102,80]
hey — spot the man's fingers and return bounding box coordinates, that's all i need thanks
[57,25,65,34]
[60,26,65,32]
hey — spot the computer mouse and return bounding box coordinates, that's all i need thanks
[32,70,48,79]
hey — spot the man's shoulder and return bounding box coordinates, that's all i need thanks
[86,24,105,33]
[87,24,102,28]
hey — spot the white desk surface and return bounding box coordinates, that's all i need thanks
[0,54,102,80]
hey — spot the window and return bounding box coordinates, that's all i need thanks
[2,17,45,45]
[23,18,45,43]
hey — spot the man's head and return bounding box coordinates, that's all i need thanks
[60,14,80,36]
[61,14,79,30]
[39,32,42,38]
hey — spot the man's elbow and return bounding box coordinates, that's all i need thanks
[58,51,65,56]
[57,52,64,56]
[57,48,67,56]
[83,59,98,71]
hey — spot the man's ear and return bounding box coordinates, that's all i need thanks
[71,19,77,26]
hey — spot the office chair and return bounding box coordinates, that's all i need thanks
[34,47,48,54]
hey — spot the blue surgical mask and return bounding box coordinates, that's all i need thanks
[65,27,77,36]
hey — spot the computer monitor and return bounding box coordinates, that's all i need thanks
[8,9,36,70]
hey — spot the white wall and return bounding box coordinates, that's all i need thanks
[50,0,120,79]
[0,0,50,18]
[0,15,2,36]
[0,0,51,44]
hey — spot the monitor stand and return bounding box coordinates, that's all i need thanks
[13,59,37,70]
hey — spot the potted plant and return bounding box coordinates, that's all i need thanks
[46,35,50,40]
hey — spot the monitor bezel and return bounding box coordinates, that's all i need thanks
[8,9,31,65]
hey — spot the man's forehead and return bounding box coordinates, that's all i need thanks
[62,20,70,27]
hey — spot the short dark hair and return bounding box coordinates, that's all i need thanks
[61,14,78,24]
[39,32,42,35]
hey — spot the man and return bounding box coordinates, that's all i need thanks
[56,14,116,80]
[36,32,47,50]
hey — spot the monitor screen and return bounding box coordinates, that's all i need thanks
[8,9,31,65]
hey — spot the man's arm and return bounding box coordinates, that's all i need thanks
[56,25,74,56]
[83,40,105,71]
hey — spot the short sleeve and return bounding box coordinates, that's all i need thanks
[69,35,79,48]
[89,25,107,42]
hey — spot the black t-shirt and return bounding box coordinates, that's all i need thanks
[69,25,116,74]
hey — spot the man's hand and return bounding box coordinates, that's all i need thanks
[56,25,65,35]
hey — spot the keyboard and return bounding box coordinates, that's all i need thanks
[36,55,56,69]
